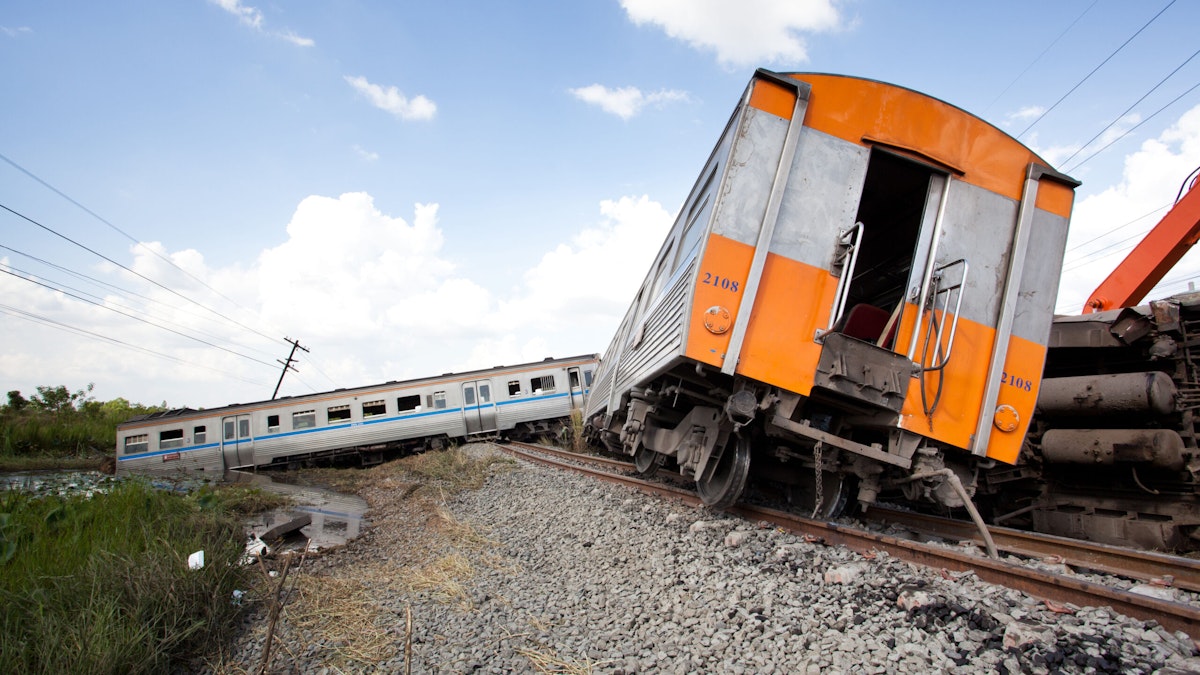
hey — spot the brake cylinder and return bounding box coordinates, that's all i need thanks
[1037,372,1178,417]
[1040,428,1186,470]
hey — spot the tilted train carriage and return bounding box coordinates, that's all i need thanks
[585,69,1079,515]
[116,354,597,474]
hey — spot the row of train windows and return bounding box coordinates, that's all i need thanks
[123,426,207,454]
[123,371,593,451]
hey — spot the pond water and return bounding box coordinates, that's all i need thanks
[224,470,368,552]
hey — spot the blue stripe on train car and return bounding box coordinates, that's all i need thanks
[115,388,588,464]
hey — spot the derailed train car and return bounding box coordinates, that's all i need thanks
[117,355,597,475]
[585,69,1079,515]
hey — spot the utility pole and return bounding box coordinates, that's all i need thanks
[272,337,309,400]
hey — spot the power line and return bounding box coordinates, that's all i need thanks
[0,303,271,389]
[1018,0,1177,139]
[1,267,280,370]
[1064,79,1200,174]
[0,201,283,346]
[0,242,281,362]
[1063,202,1171,255]
[0,151,283,339]
[0,259,280,358]
[1059,46,1200,168]
[981,0,1098,115]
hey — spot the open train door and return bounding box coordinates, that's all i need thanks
[221,414,255,469]
[567,366,585,409]
[462,380,497,435]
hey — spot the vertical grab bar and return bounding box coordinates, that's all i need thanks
[907,177,954,361]
[920,259,969,371]
[818,222,865,340]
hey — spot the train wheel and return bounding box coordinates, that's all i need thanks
[697,435,751,509]
[808,471,850,520]
[633,444,658,477]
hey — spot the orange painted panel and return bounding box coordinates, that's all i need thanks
[786,73,1051,207]
[986,337,1047,464]
[897,308,994,450]
[684,234,756,368]
[748,78,798,121]
[1035,178,1075,220]
[736,255,838,395]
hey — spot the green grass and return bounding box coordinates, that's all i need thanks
[0,480,256,674]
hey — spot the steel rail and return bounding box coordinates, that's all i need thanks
[865,505,1200,593]
[499,442,1200,640]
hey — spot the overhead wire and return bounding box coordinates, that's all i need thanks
[0,260,281,358]
[1,267,280,370]
[0,242,282,362]
[1059,45,1200,168]
[0,303,271,389]
[0,151,285,342]
[1017,0,1178,139]
[0,201,284,347]
[980,0,1098,116]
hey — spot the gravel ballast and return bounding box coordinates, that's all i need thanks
[214,444,1200,674]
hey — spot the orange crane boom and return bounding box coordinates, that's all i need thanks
[1084,174,1200,313]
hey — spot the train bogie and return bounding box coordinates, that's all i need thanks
[586,69,1079,515]
[116,355,597,475]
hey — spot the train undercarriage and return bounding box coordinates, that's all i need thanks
[590,292,1200,552]
[979,292,1200,551]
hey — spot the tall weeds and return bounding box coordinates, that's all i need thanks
[0,480,250,674]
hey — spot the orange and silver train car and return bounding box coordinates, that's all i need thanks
[584,69,1079,513]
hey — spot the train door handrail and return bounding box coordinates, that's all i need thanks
[819,221,865,340]
[920,258,969,371]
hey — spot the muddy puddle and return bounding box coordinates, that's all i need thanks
[224,470,368,552]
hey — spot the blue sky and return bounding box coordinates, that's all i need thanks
[3,0,1200,409]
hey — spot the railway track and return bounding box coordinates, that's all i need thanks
[499,441,1200,640]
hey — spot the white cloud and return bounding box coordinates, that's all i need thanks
[620,0,840,67]
[1004,105,1045,126]
[276,30,315,48]
[209,0,313,46]
[352,144,380,161]
[344,76,437,121]
[210,0,263,30]
[1056,103,1200,314]
[1,26,32,38]
[569,84,690,120]
[501,195,674,327]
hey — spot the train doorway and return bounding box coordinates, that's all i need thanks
[843,149,949,354]
[567,367,585,409]
[462,380,497,434]
[221,414,254,469]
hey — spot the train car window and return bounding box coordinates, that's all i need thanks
[194,425,206,444]
[293,410,316,429]
[464,388,476,405]
[397,395,421,412]
[124,434,148,455]
[508,381,522,397]
[569,370,580,389]
[479,384,491,403]
[224,420,235,441]
[327,405,351,423]
[267,415,280,432]
[432,391,447,409]
[159,429,183,449]
[674,167,717,269]
[532,375,556,393]
[362,400,386,417]
[584,370,594,387]
[238,418,250,438]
